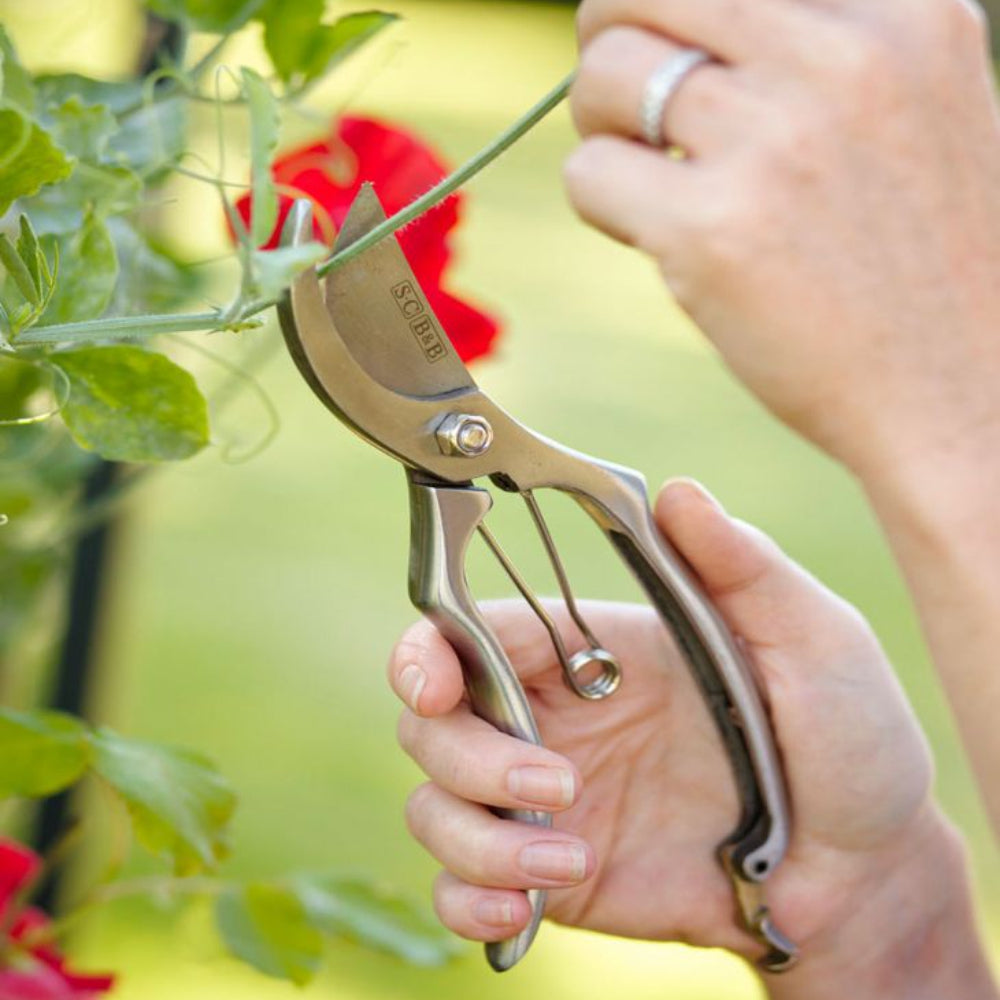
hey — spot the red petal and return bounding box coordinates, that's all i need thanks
[425,286,501,364]
[230,115,500,364]
[0,965,78,1000]
[9,910,113,996]
[0,841,40,914]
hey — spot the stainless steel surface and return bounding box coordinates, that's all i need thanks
[326,185,476,399]
[521,491,622,700]
[476,521,620,701]
[406,477,549,972]
[278,190,798,971]
[722,848,799,971]
[436,413,494,457]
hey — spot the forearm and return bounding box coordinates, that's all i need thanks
[764,809,998,1000]
[858,421,1000,836]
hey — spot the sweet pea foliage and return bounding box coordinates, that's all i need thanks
[0,706,456,985]
[0,0,398,653]
[0,0,399,460]
[0,0,471,988]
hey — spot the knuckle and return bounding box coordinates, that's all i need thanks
[685,180,758,276]
[404,782,438,839]
[395,709,420,755]
[759,111,823,174]
[574,0,609,47]
[823,22,906,104]
[441,743,478,793]
[562,138,613,208]
[572,27,635,134]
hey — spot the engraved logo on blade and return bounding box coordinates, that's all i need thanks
[391,280,448,364]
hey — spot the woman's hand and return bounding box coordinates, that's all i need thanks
[564,0,1000,482]
[387,482,994,995]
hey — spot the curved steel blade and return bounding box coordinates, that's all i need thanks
[324,184,476,398]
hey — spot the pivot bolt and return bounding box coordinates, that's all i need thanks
[436,413,494,457]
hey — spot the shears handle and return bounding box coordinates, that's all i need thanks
[406,472,549,972]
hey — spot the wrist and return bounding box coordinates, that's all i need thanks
[766,806,997,1000]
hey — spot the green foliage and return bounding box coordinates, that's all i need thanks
[248,241,329,302]
[0,26,36,112]
[106,218,201,316]
[91,728,236,874]
[293,875,459,966]
[216,884,324,986]
[35,74,143,115]
[40,215,118,324]
[0,708,92,798]
[53,346,209,462]
[0,107,73,217]
[241,67,280,246]
[147,0,266,33]
[0,7,475,988]
[215,876,457,986]
[109,96,187,177]
[0,215,58,339]
[262,7,399,90]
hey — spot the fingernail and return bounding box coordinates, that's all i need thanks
[399,664,426,712]
[668,477,724,513]
[518,842,588,883]
[474,898,515,928]
[507,766,576,808]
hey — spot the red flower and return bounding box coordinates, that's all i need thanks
[234,116,501,364]
[0,841,113,999]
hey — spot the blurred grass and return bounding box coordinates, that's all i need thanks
[2,0,999,994]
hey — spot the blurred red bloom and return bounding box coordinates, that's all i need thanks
[0,841,113,1000]
[234,115,501,365]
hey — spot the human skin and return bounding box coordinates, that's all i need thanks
[388,481,998,998]
[563,0,1000,836]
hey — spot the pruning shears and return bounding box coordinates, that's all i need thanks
[277,186,798,973]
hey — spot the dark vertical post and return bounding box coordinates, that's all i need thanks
[29,15,185,907]
[31,461,119,909]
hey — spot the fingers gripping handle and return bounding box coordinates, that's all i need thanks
[568,462,797,970]
[407,476,550,972]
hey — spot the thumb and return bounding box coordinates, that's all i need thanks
[654,479,869,660]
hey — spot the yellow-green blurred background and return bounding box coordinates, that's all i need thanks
[2,0,998,996]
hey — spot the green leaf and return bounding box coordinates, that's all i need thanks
[0,233,39,305]
[216,883,324,986]
[53,346,210,463]
[293,876,460,967]
[16,215,46,300]
[260,0,323,83]
[0,708,92,799]
[107,218,201,315]
[249,241,328,303]
[241,68,279,247]
[109,97,186,175]
[1,216,57,335]
[40,214,118,324]
[0,107,73,216]
[91,727,236,873]
[146,0,266,33]
[35,74,143,116]
[264,8,398,88]
[0,27,36,112]
[46,97,117,163]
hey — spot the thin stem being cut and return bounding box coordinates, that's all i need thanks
[17,73,575,347]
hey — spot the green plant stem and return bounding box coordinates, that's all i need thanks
[17,72,575,348]
[315,71,574,277]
